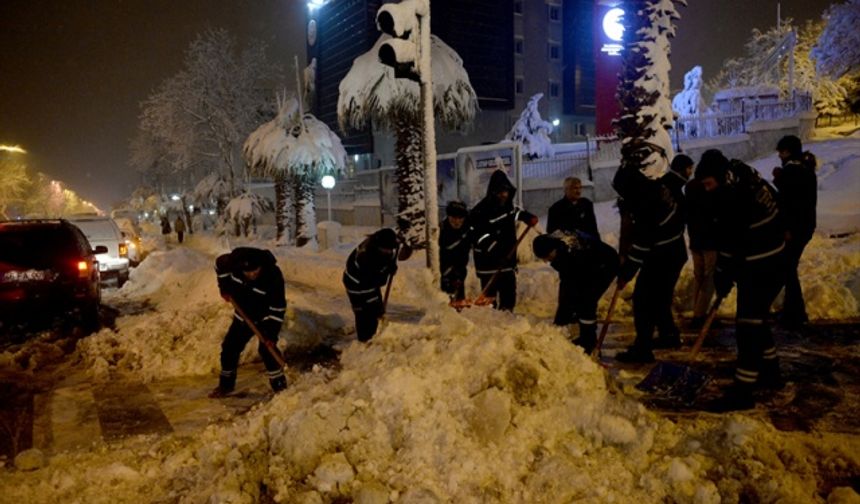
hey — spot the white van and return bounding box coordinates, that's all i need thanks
[68,216,131,287]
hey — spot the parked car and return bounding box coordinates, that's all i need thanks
[0,219,106,331]
[67,215,130,287]
[113,217,144,266]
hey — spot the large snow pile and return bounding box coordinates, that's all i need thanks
[4,305,860,503]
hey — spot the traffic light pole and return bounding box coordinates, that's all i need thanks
[418,5,440,282]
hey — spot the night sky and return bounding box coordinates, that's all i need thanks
[0,0,833,209]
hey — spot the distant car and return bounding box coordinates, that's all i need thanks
[0,219,106,331]
[113,217,144,266]
[67,216,131,287]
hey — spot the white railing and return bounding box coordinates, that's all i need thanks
[675,112,746,141]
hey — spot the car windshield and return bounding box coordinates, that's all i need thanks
[0,227,79,269]
[70,220,117,241]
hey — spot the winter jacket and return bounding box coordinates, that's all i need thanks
[773,151,817,239]
[439,218,472,284]
[618,175,688,284]
[342,237,398,304]
[685,179,718,251]
[174,217,187,233]
[216,247,286,338]
[713,160,785,277]
[661,169,688,220]
[161,218,171,234]
[470,171,537,275]
[546,197,599,238]
[547,230,619,283]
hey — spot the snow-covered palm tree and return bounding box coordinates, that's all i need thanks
[224,192,271,237]
[338,34,478,248]
[245,96,346,246]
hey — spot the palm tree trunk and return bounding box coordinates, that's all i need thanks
[395,115,425,248]
[274,172,288,242]
[295,174,317,247]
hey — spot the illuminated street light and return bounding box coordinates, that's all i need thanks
[0,144,27,154]
[307,0,326,12]
[170,194,181,201]
[321,175,336,222]
[551,118,561,127]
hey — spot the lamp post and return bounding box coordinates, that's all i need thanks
[321,175,336,222]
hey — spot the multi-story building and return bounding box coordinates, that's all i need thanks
[307,0,597,169]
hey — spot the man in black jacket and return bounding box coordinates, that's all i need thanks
[470,170,538,311]
[439,201,471,302]
[546,177,599,238]
[211,247,287,397]
[533,231,619,354]
[696,149,786,411]
[613,168,688,363]
[686,176,719,329]
[343,228,401,342]
[772,135,817,328]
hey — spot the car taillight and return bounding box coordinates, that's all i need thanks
[119,242,128,257]
[77,260,89,278]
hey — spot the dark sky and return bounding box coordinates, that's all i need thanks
[0,1,833,209]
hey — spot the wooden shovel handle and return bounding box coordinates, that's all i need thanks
[689,296,724,359]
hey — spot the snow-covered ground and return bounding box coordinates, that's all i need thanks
[0,137,859,503]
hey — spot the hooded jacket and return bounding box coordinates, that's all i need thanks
[470,171,536,274]
[439,217,472,281]
[216,247,286,337]
[774,151,817,239]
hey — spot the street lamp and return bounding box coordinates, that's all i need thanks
[321,174,336,222]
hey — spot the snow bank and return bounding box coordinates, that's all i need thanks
[4,304,860,503]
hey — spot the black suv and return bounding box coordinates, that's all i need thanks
[0,219,107,331]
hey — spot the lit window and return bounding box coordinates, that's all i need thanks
[515,37,524,55]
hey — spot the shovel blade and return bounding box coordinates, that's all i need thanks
[636,361,711,406]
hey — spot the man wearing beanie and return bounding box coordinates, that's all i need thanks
[439,201,472,302]
[612,167,688,363]
[343,228,402,342]
[772,135,817,329]
[533,231,619,354]
[695,149,786,411]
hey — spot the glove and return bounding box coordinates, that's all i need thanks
[714,268,734,298]
[527,216,539,228]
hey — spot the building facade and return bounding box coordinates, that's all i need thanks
[307,0,597,169]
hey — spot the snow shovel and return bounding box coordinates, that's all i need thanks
[590,284,621,361]
[230,299,287,369]
[375,244,401,336]
[469,224,535,308]
[635,297,724,405]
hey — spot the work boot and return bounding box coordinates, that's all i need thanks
[208,385,234,398]
[757,359,785,390]
[614,345,655,364]
[270,375,288,393]
[705,383,756,412]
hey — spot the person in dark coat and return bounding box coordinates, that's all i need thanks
[533,230,619,354]
[160,216,171,235]
[174,216,187,244]
[686,176,719,329]
[663,154,693,213]
[470,170,539,311]
[439,201,471,302]
[546,176,599,238]
[612,167,688,363]
[772,135,817,328]
[343,228,401,342]
[211,247,287,397]
[696,149,786,411]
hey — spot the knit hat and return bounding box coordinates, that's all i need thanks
[370,228,399,250]
[445,201,468,218]
[532,234,560,259]
[670,154,694,175]
[695,149,729,182]
[776,135,802,157]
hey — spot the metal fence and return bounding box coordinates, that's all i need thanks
[815,112,860,128]
[521,135,621,182]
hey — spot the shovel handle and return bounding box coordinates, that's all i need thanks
[689,296,723,359]
[591,285,621,360]
[231,300,286,369]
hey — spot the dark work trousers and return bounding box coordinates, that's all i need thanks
[782,234,811,321]
[177,231,185,244]
[555,263,618,344]
[734,255,785,386]
[347,289,383,342]
[477,270,517,311]
[632,246,686,350]
[441,274,466,302]
[219,317,283,390]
